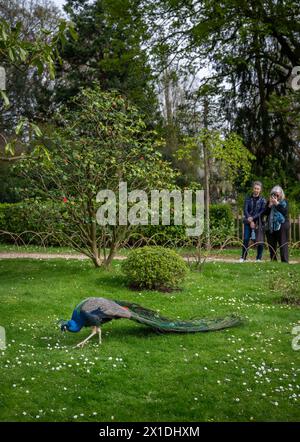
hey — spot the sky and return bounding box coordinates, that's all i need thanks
[53,0,66,12]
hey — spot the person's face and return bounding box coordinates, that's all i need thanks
[253,185,261,196]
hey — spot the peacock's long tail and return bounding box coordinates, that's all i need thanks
[115,300,242,333]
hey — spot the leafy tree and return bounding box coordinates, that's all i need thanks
[177,127,255,247]
[17,86,176,267]
[0,0,77,161]
[144,0,300,181]
[53,0,158,123]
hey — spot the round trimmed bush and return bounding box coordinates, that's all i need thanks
[121,246,188,291]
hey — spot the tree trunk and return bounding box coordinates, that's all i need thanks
[254,33,271,167]
[91,229,101,267]
[92,254,102,268]
[102,242,116,268]
[163,68,178,156]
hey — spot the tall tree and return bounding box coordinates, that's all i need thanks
[144,0,300,181]
[52,0,158,122]
[18,86,176,267]
[0,0,75,200]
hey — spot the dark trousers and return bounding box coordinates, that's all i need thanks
[241,223,264,260]
[266,222,289,263]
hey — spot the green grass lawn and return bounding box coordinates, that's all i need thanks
[0,243,78,254]
[0,258,299,422]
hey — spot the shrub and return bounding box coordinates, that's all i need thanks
[0,203,15,232]
[210,203,233,230]
[130,203,234,247]
[209,203,234,245]
[0,201,235,248]
[0,200,70,245]
[121,246,188,291]
[131,224,188,246]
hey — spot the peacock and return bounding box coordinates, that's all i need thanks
[59,297,242,348]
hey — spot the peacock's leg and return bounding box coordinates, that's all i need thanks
[75,326,97,348]
[96,327,102,345]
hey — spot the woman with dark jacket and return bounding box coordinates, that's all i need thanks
[264,185,289,263]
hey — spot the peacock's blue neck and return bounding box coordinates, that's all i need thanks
[68,309,84,332]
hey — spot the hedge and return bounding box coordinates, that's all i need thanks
[0,201,234,247]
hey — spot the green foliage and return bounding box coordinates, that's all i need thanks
[210,204,233,228]
[269,270,300,305]
[176,129,255,187]
[131,203,234,246]
[0,203,13,232]
[132,224,188,246]
[287,182,300,207]
[122,246,188,290]
[0,9,77,158]
[15,86,176,266]
[0,16,76,84]
[0,200,68,245]
[288,199,300,220]
[176,135,198,161]
[150,0,300,183]
[0,203,15,232]
[56,0,157,122]
[200,129,255,185]
[209,203,234,243]
[0,201,235,248]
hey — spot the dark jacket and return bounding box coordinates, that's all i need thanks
[263,199,289,231]
[243,195,266,224]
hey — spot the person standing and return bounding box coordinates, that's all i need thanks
[240,181,266,262]
[264,185,289,263]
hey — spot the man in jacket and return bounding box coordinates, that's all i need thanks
[240,181,266,262]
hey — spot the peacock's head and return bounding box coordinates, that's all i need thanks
[58,319,69,332]
[58,319,81,333]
